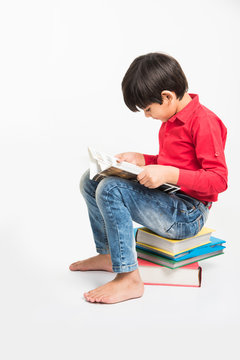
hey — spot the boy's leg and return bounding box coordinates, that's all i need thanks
[83,175,209,303]
[69,170,112,272]
[79,170,109,254]
[94,175,209,272]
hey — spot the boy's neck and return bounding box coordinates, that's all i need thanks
[176,93,192,113]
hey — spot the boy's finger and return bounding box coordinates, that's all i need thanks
[137,169,146,181]
[139,177,148,186]
[115,154,123,163]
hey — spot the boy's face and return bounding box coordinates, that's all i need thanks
[143,92,178,122]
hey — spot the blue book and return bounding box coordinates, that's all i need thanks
[173,236,225,260]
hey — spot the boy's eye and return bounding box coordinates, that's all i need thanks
[146,108,150,112]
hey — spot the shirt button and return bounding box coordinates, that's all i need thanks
[215,152,220,156]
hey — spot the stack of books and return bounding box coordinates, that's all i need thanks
[134,227,226,287]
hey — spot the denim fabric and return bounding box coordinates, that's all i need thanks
[80,170,210,273]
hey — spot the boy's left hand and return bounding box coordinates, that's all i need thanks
[137,165,179,189]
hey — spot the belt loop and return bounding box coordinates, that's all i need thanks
[206,202,212,209]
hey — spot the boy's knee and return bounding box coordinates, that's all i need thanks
[95,177,122,204]
[79,169,91,195]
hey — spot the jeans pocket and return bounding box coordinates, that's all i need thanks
[180,214,204,239]
[166,213,204,240]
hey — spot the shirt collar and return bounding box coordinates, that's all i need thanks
[168,94,200,123]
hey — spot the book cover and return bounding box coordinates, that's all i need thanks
[135,226,214,254]
[137,258,202,287]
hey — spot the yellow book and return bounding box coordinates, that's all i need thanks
[135,227,214,256]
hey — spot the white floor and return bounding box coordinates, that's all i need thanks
[1,139,239,360]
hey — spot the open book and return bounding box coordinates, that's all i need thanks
[88,147,180,194]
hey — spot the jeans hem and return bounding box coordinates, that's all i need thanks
[96,247,110,255]
[112,261,138,273]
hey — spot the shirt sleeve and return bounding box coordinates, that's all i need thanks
[143,154,158,165]
[177,115,228,195]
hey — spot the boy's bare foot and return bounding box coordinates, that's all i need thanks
[83,269,144,304]
[69,254,113,272]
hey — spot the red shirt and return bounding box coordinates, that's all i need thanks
[143,94,228,203]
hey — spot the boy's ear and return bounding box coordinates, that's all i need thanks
[161,91,175,103]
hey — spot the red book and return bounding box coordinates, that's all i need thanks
[138,258,202,287]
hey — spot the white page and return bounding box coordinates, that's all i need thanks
[88,147,143,177]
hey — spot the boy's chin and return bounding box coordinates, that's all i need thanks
[152,116,167,122]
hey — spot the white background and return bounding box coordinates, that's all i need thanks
[0,0,239,359]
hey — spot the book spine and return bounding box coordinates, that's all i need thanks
[92,173,106,181]
[198,266,202,287]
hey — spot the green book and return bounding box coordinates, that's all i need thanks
[136,247,224,269]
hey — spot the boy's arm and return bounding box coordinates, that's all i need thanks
[137,165,179,188]
[177,116,228,195]
[143,154,158,164]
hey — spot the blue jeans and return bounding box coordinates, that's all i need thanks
[80,170,210,273]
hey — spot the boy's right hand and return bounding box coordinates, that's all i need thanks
[115,152,145,166]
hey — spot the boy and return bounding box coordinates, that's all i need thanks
[69,52,228,304]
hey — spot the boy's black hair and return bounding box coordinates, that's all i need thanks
[121,52,188,112]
